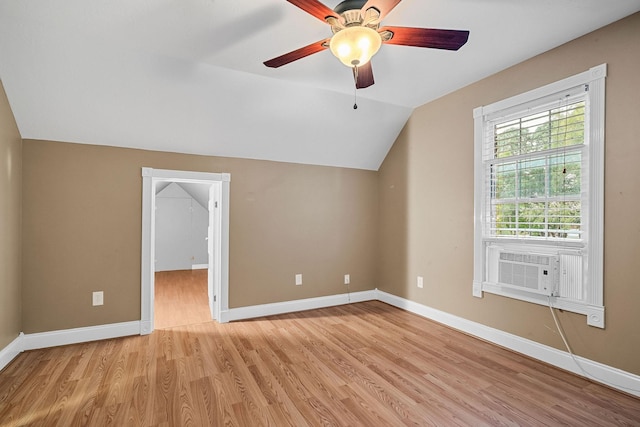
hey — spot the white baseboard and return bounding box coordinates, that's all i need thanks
[2,290,638,398]
[0,333,24,372]
[375,289,640,398]
[22,321,141,351]
[0,321,141,372]
[221,290,376,323]
[1,292,376,368]
[191,264,208,270]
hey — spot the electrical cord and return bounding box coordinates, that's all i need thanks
[547,296,640,393]
[543,100,640,393]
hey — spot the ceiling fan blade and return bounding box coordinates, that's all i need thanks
[380,26,469,50]
[354,62,375,89]
[361,0,402,22]
[286,0,339,23]
[264,39,330,68]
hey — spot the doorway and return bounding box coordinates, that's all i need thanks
[154,181,211,328]
[140,168,230,335]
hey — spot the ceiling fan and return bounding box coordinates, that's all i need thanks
[264,0,470,89]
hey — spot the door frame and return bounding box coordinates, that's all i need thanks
[140,167,230,334]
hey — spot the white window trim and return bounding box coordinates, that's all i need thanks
[473,64,606,328]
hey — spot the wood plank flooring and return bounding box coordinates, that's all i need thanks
[154,270,211,329]
[1,301,638,426]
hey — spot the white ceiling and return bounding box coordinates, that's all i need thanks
[1,0,639,170]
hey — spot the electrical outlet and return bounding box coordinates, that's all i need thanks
[295,274,303,286]
[344,274,350,285]
[417,276,424,289]
[92,291,104,306]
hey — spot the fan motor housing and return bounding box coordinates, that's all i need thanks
[332,0,379,31]
[333,0,367,15]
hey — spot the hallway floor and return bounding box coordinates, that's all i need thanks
[154,269,211,329]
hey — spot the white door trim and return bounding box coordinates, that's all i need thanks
[140,168,230,334]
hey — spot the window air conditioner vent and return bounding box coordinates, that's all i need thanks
[487,246,559,296]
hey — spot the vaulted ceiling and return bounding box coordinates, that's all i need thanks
[1,0,639,170]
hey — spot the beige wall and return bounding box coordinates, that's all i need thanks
[22,140,378,333]
[378,13,640,375]
[0,81,22,349]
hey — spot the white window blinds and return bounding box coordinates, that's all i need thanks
[483,95,587,241]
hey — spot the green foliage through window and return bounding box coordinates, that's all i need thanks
[489,101,584,239]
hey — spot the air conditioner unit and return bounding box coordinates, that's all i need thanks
[487,246,559,296]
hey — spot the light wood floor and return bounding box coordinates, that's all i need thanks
[1,301,638,426]
[154,269,211,329]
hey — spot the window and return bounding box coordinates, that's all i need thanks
[473,64,606,327]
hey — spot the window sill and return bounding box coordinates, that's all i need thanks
[473,280,605,328]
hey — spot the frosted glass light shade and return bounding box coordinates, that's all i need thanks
[329,26,382,67]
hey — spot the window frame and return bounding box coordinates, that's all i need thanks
[473,64,606,328]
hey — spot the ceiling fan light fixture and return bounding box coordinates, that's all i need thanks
[329,26,381,67]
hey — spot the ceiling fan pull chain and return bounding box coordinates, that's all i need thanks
[353,66,358,109]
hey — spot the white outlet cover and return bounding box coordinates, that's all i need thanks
[417,276,424,288]
[344,274,350,285]
[92,291,104,306]
[295,274,302,286]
